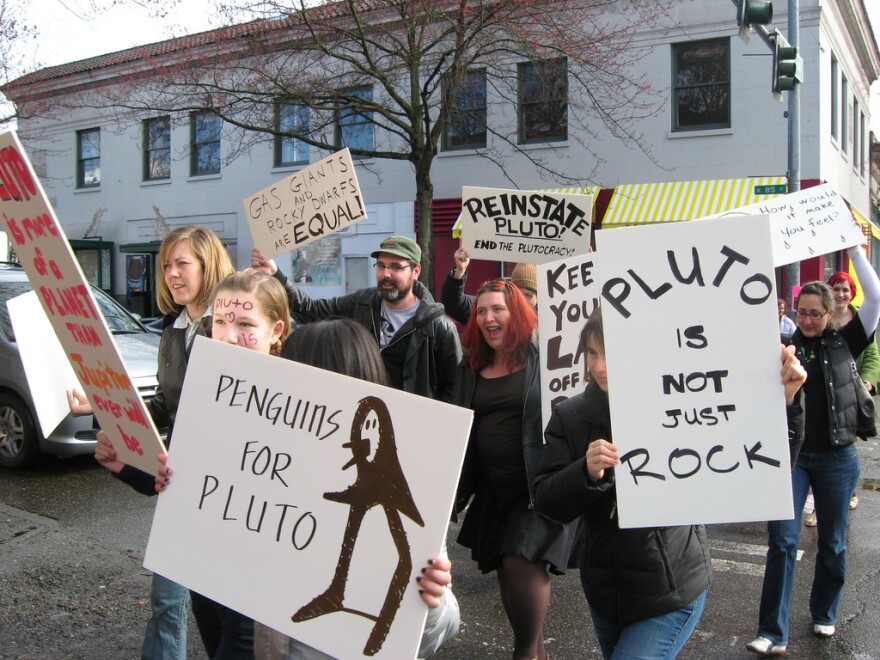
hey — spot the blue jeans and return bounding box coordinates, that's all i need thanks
[589,590,707,659]
[757,444,860,644]
[141,573,190,660]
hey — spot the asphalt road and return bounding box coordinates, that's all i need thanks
[1,439,880,659]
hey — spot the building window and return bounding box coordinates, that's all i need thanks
[76,128,100,188]
[860,111,866,177]
[853,99,860,171]
[275,102,309,167]
[335,87,374,153]
[671,39,730,131]
[190,111,221,176]
[518,58,568,143]
[143,117,170,181]
[841,75,848,155]
[830,56,839,141]
[443,70,487,150]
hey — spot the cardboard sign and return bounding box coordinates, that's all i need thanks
[460,187,592,263]
[702,183,864,266]
[537,254,601,432]
[245,149,367,259]
[8,291,82,437]
[145,337,473,659]
[0,131,164,474]
[594,215,793,529]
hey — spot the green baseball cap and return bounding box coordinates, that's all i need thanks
[371,235,421,263]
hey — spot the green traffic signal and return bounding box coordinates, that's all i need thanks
[773,40,800,93]
[738,0,773,26]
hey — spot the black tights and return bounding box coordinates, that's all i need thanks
[497,553,551,660]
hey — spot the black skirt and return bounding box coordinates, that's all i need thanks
[457,480,578,575]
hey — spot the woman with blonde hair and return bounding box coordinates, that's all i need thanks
[70,225,234,659]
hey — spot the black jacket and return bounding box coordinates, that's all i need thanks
[789,320,870,447]
[440,270,474,326]
[535,381,713,626]
[276,271,461,402]
[117,313,210,495]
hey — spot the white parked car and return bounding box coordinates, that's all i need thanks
[0,263,160,468]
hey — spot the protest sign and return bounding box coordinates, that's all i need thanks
[145,337,473,659]
[245,149,366,259]
[459,187,592,263]
[8,291,81,437]
[537,254,601,432]
[594,215,793,528]
[0,131,164,475]
[701,183,864,266]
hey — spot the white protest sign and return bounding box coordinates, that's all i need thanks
[594,215,793,529]
[8,291,81,437]
[0,131,164,474]
[701,183,864,266]
[145,337,472,660]
[537,254,601,432]
[460,187,592,263]
[245,148,367,259]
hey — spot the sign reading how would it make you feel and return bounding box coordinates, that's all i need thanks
[244,148,367,260]
[0,131,165,475]
[537,253,601,433]
[460,187,593,263]
[145,338,473,660]
[594,214,793,529]
[703,183,865,266]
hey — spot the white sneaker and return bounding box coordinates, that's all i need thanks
[813,623,836,638]
[745,636,787,655]
[850,495,859,509]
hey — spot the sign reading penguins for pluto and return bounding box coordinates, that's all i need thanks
[594,214,794,529]
[460,186,593,263]
[144,338,473,659]
[244,148,367,260]
[537,253,601,432]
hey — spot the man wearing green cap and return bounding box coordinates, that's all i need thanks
[252,235,461,402]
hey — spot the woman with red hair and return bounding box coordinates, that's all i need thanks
[452,279,578,660]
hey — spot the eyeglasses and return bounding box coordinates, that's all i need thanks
[796,309,828,320]
[373,261,412,273]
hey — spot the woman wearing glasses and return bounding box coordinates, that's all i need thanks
[453,279,578,660]
[746,244,880,656]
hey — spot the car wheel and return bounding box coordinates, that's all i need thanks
[0,393,41,469]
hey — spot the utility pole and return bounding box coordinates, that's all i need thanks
[735,0,803,302]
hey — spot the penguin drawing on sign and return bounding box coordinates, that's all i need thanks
[293,395,424,656]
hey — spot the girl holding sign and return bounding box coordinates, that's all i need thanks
[534,308,806,660]
[745,246,880,656]
[249,318,460,660]
[71,225,234,660]
[157,268,291,659]
[453,278,579,660]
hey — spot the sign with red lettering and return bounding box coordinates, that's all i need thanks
[244,149,367,260]
[0,131,165,474]
[595,215,793,528]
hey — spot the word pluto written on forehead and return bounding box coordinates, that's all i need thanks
[195,372,345,549]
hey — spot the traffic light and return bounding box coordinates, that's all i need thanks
[737,0,773,28]
[772,36,801,93]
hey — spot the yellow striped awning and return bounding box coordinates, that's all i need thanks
[601,177,788,226]
[451,186,599,238]
[849,205,879,240]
